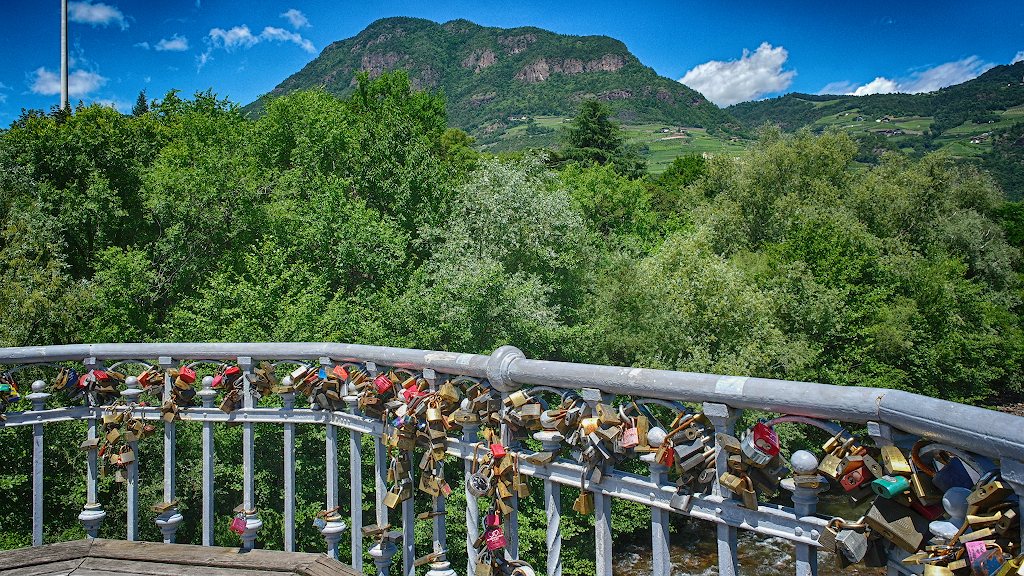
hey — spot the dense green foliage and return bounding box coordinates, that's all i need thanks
[1,74,1022,573]
[551,99,647,178]
[247,17,738,140]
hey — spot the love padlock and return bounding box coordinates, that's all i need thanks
[484,526,507,551]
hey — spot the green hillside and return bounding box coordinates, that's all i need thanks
[726,61,1024,199]
[246,17,739,141]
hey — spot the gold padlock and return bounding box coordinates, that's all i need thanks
[383,483,403,509]
[573,491,595,514]
[880,446,911,476]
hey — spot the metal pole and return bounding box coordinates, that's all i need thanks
[60,0,68,110]
[29,381,50,546]
[705,402,740,576]
[199,376,217,546]
[346,393,364,572]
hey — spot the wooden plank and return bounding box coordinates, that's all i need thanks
[0,540,93,570]
[85,540,360,575]
[78,557,288,576]
[0,558,84,576]
[299,557,361,576]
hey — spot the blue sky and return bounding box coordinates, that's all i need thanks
[2,0,1023,121]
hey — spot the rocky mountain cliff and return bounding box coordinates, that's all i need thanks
[247,17,739,137]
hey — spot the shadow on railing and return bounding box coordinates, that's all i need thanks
[0,343,1021,576]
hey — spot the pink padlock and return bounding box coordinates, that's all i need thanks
[210,374,224,388]
[485,526,507,551]
[230,515,246,534]
[485,513,501,527]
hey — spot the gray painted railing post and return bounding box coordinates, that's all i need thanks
[321,357,346,559]
[28,380,50,546]
[425,369,449,562]
[198,374,217,546]
[647,459,672,576]
[534,430,563,576]
[1003,458,1024,546]
[366,362,389,534]
[705,402,740,576]
[279,378,297,552]
[155,357,183,543]
[237,356,262,548]
[782,452,827,576]
[122,380,143,541]
[462,418,481,569]
[346,391,364,572]
[582,388,613,576]
[78,357,106,538]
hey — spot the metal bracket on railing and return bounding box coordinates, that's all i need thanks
[486,346,524,393]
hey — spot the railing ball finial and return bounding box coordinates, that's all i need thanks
[790,450,818,474]
[201,375,214,389]
[487,345,524,393]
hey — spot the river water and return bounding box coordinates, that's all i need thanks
[611,491,887,576]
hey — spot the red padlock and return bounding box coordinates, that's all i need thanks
[230,515,246,534]
[373,374,392,395]
[485,512,501,526]
[332,365,348,381]
[178,366,197,384]
[740,422,779,466]
[93,370,110,381]
[224,366,241,376]
[210,374,224,388]
[490,443,506,458]
[839,465,871,491]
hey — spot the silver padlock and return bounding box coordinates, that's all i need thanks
[467,467,494,498]
[835,529,868,563]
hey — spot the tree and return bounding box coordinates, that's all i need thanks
[555,99,647,178]
[132,89,149,116]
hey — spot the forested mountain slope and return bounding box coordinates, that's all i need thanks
[246,17,739,138]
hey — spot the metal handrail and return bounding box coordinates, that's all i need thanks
[0,342,1022,576]
[1,343,1021,461]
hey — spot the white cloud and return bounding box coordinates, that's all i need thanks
[156,34,189,51]
[830,56,996,96]
[196,50,213,72]
[68,1,128,30]
[1011,51,1024,65]
[206,24,316,57]
[209,25,259,51]
[280,9,310,29]
[260,26,316,53]
[851,77,899,96]
[0,82,9,104]
[901,57,993,93]
[135,42,149,50]
[29,67,108,97]
[679,43,796,107]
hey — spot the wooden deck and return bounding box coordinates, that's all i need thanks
[0,539,361,576]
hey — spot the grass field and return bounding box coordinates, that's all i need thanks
[474,104,1023,175]
[474,117,749,174]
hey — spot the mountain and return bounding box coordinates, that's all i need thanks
[727,61,1024,134]
[247,17,739,139]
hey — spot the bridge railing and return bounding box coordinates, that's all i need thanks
[0,342,1021,576]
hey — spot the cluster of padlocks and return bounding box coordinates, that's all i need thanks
[79,403,156,483]
[0,373,20,420]
[5,359,1021,574]
[808,428,1022,574]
